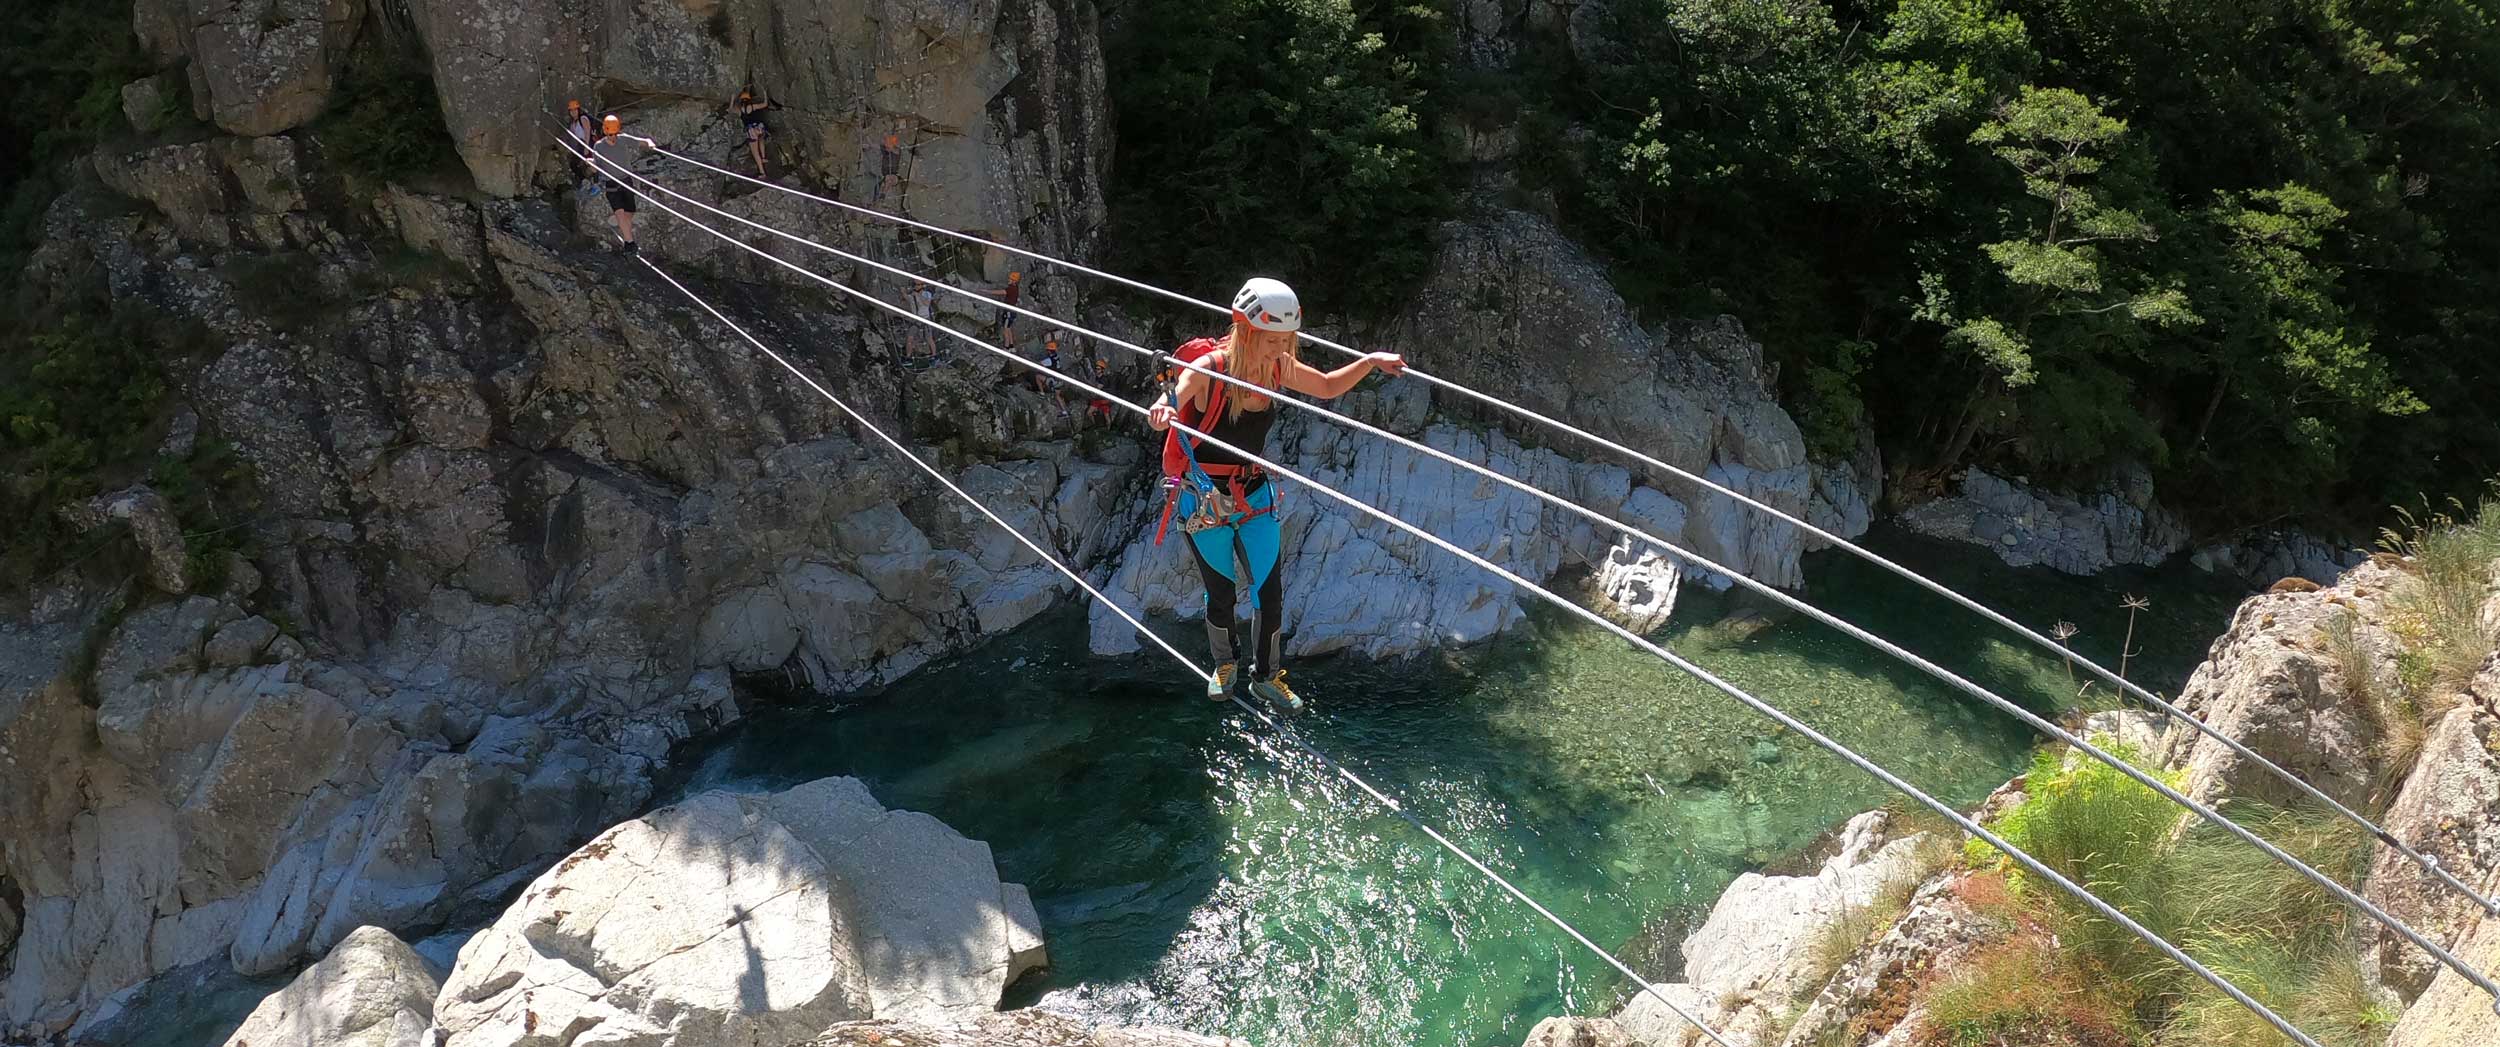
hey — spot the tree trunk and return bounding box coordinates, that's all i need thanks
[1935,379,1993,473]
[2192,375,2228,449]
[1937,405,1986,474]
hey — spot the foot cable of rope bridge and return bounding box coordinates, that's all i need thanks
[625,245,1739,1047]
[618,127,2500,922]
[564,129,2500,1000]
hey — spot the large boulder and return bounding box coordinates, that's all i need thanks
[1614,811,1952,1047]
[2189,529,2367,588]
[1897,466,2189,575]
[2365,660,2500,999]
[1775,875,2004,1047]
[133,0,362,136]
[2151,560,2403,810]
[90,136,314,251]
[1519,1016,1649,1047]
[431,776,1048,1046]
[219,925,437,1047]
[1388,206,1833,589]
[56,485,193,595]
[2388,864,2500,1047]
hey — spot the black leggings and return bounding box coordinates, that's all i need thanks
[1190,534,1283,676]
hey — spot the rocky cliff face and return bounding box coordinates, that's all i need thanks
[3,2,1872,1035]
[1089,205,1878,660]
[1896,465,2188,576]
[4,0,1124,1033]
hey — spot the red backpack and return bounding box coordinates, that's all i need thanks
[1158,337,1229,480]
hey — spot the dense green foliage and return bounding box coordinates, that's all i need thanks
[1107,0,2499,529]
[1955,740,2391,1046]
[314,49,458,184]
[0,290,248,588]
[1104,0,1456,316]
[0,4,151,269]
[1559,0,2500,526]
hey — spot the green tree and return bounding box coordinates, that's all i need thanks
[1104,0,1454,318]
[1854,0,2037,202]
[2183,185,2422,503]
[0,4,149,268]
[1916,86,2196,472]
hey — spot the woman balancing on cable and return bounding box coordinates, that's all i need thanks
[1148,278,1404,710]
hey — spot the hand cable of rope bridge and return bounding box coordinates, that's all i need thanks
[585,149,2336,1046]
[627,248,1739,1047]
[570,133,2500,1000]
[622,130,2500,920]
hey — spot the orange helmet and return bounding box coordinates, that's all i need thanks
[1009,271,1021,283]
[567,99,581,113]
[602,114,620,135]
[739,91,752,102]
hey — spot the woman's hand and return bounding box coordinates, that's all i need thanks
[1369,352,1407,376]
[1148,401,1176,431]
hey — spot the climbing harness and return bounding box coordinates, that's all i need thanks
[565,132,2499,1032]
[1154,340,1279,547]
[614,127,2500,927]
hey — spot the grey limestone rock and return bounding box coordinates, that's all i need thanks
[2151,561,2406,811]
[431,777,1048,1046]
[1898,466,2189,575]
[218,925,437,1047]
[1614,811,1951,1047]
[1520,1016,1650,1047]
[2366,682,2500,999]
[128,0,359,137]
[57,486,192,595]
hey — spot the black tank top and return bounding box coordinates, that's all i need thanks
[1190,353,1280,469]
[1194,401,1277,469]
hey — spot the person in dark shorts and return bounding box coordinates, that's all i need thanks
[983,271,1023,349]
[732,91,780,177]
[590,115,640,253]
[1032,329,1068,413]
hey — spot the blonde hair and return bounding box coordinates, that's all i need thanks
[1215,318,1291,421]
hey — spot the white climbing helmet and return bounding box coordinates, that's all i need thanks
[1232,277,1302,333]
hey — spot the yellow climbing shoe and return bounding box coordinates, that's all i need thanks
[1250,670,1302,713]
[1208,662,1237,702]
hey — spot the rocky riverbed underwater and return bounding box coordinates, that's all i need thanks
[643,531,2245,1047]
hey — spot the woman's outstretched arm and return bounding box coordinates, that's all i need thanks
[1283,352,1405,400]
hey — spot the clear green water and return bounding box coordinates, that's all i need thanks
[662,529,2245,1047]
[108,531,2241,1047]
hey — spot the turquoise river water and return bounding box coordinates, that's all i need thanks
[653,529,2246,1047]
